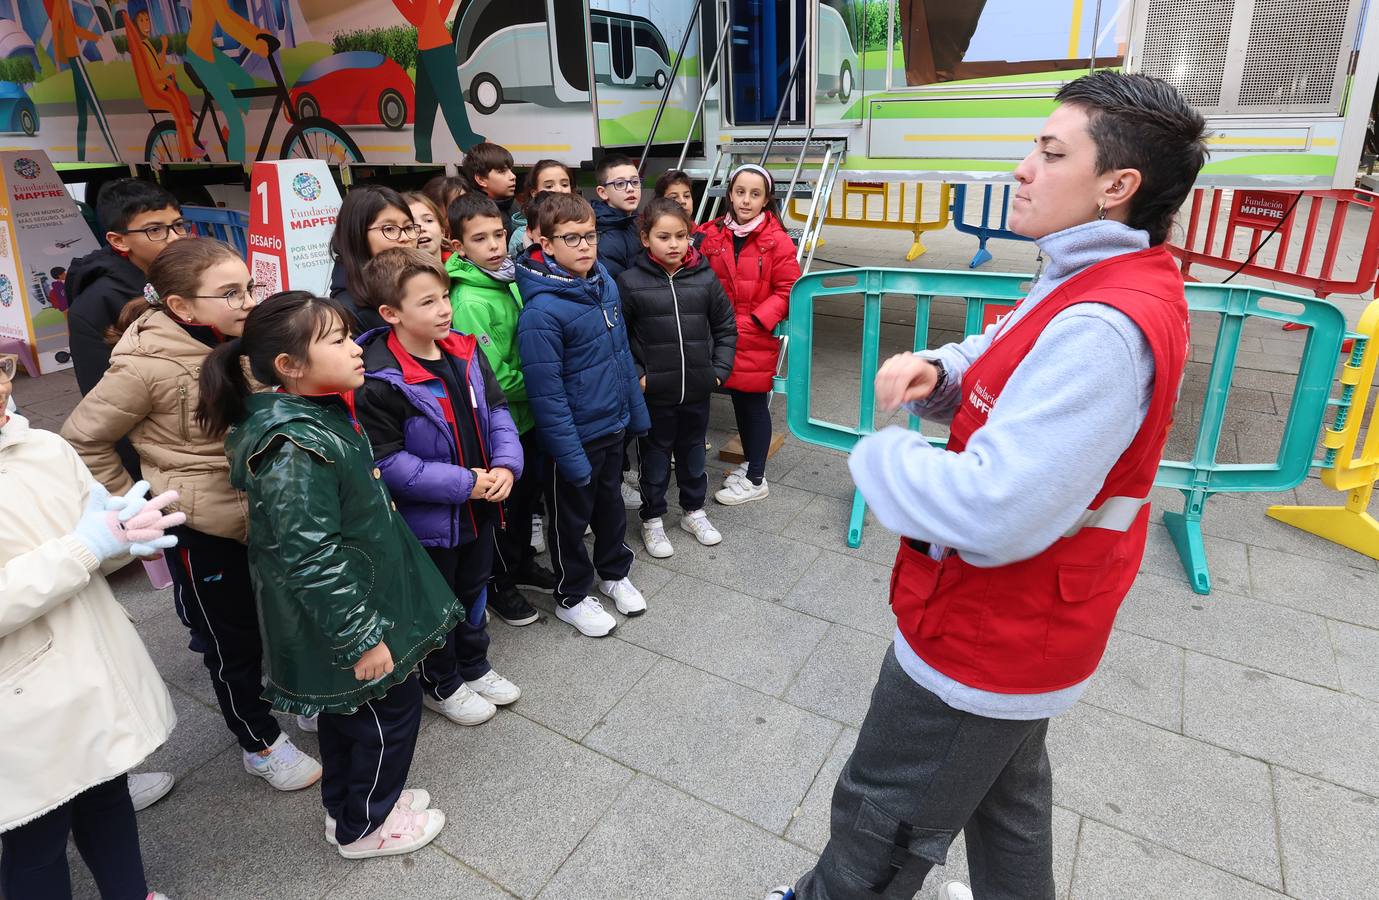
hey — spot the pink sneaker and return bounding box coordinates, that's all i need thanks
[336,806,445,859]
[326,789,431,845]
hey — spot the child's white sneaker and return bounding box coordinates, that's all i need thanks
[326,789,431,844]
[938,883,974,900]
[723,463,747,485]
[599,577,647,616]
[679,509,723,546]
[127,772,174,811]
[555,596,618,636]
[530,514,545,554]
[621,480,642,509]
[641,517,674,558]
[715,474,768,506]
[295,714,318,733]
[243,733,322,791]
[423,683,497,725]
[465,669,522,706]
[337,806,445,859]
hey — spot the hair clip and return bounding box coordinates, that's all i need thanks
[143,283,162,306]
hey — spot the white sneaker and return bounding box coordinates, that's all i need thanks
[465,669,522,706]
[621,480,642,509]
[679,509,723,546]
[723,463,747,485]
[531,514,545,554]
[147,893,171,900]
[599,576,647,616]
[555,596,618,636]
[423,683,497,725]
[243,733,323,791]
[641,517,674,558]
[715,474,768,506]
[327,789,430,844]
[337,806,445,859]
[128,772,174,812]
[295,714,318,733]
[938,883,974,900]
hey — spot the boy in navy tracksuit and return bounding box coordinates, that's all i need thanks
[516,193,650,638]
[356,247,524,726]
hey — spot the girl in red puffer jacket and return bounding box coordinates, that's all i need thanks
[698,164,802,505]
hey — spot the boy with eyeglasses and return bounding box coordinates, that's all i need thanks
[516,193,650,638]
[591,154,642,279]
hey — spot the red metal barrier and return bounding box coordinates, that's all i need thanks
[1169,188,1379,300]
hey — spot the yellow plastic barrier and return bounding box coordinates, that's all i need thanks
[1268,299,1379,560]
[788,181,952,261]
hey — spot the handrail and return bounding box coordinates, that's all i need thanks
[639,0,703,172]
[676,15,732,172]
[759,37,809,166]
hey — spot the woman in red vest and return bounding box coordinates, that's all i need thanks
[768,72,1207,900]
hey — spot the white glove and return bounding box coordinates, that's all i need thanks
[72,480,187,562]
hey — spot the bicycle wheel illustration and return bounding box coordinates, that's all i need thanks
[144,120,210,166]
[281,117,365,164]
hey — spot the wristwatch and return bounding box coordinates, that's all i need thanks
[930,358,948,393]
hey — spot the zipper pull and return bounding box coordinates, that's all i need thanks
[1033,251,1045,282]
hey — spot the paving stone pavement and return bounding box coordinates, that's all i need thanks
[10,216,1378,899]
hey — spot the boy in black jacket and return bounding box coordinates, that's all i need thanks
[616,198,737,559]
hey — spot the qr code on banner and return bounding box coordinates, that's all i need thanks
[251,251,283,295]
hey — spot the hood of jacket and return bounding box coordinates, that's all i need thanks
[66,246,145,303]
[593,197,635,231]
[628,243,707,279]
[446,251,521,299]
[516,253,613,309]
[226,391,356,491]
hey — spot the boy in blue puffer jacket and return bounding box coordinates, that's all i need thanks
[516,193,651,638]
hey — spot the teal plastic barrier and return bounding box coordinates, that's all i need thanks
[785,268,1348,593]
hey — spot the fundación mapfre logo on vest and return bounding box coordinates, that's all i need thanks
[12,158,40,180]
[291,172,322,202]
[968,380,997,416]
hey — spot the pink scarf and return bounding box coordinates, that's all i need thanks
[724,211,766,237]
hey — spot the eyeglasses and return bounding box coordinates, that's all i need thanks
[601,177,641,192]
[0,355,15,383]
[190,282,267,310]
[119,218,194,242]
[551,231,599,248]
[368,222,423,242]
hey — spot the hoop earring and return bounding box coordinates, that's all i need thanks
[1097,201,1107,221]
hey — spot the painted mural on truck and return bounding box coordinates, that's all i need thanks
[0,0,703,166]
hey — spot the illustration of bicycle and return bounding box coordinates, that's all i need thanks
[144,34,363,166]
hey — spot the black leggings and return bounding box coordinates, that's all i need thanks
[0,775,148,900]
[730,389,772,483]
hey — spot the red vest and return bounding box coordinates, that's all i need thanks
[891,245,1190,693]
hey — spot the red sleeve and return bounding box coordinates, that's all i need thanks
[751,227,801,332]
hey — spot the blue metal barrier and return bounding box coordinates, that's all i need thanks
[182,206,249,258]
[949,184,1035,269]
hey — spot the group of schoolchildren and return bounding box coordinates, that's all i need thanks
[0,142,801,897]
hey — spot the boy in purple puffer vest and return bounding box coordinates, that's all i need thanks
[355,247,524,728]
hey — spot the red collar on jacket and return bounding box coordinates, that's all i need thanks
[385,329,477,384]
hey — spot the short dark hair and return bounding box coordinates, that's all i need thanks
[460,142,514,182]
[329,184,413,311]
[422,173,469,212]
[362,247,447,311]
[1055,72,1208,246]
[654,169,692,198]
[638,197,693,236]
[522,191,559,229]
[446,192,504,241]
[537,193,596,237]
[96,177,180,234]
[525,159,574,195]
[50,266,66,278]
[596,154,638,184]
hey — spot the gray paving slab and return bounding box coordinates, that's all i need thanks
[1069,820,1288,900]
[1116,572,1340,689]
[103,559,177,624]
[1196,492,1374,569]
[484,616,659,742]
[774,447,859,502]
[781,548,899,639]
[697,477,815,536]
[1046,703,1282,888]
[1182,653,1379,797]
[781,493,900,567]
[785,727,857,854]
[1273,768,1379,900]
[1138,519,1253,596]
[647,519,821,601]
[615,572,829,697]
[140,608,220,709]
[8,368,79,406]
[1247,545,1379,628]
[584,658,841,834]
[325,847,518,899]
[782,624,889,727]
[1329,619,1379,703]
[142,684,238,780]
[1078,630,1184,733]
[411,709,633,898]
[535,775,817,900]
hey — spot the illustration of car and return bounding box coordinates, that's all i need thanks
[0,81,38,136]
[290,51,414,130]
[818,0,859,104]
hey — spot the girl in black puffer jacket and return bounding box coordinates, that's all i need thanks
[616,198,738,559]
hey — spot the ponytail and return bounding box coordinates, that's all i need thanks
[196,337,249,438]
[105,295,151,345]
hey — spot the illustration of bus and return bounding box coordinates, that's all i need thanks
[589,9,672,90]
[817,0,859,104]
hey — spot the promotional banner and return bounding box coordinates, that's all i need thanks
[248,159,341,298]
[0,150,99,374]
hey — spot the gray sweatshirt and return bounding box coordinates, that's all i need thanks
[848,220,1157,719]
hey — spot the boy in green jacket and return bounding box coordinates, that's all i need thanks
[447,193,555,626]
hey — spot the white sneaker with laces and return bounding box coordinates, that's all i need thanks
[465,669,521,705]
[423,683,497,725]
[530,514,545,554]
[599,576,647,616]
[715,474,768,506]
[336,806,446,859]
[679,509,722,546]
[127,772,174,812]
[243,733,323,791]
[641,517,674,558]
[295,714,318,733]
[621,480,642,509]
[555,596,618,636]
[327,789,430,844]
[939,882,974,900]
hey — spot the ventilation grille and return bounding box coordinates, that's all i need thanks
[1237,0,1351,108]
[1138,0,1233,108]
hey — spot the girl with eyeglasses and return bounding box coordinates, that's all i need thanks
[328,185,422,334]
[63,239,327,795]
